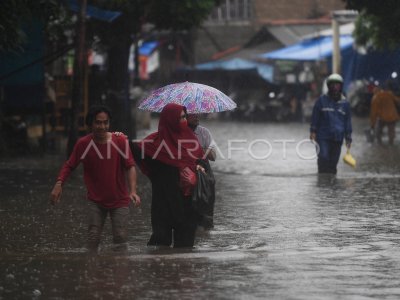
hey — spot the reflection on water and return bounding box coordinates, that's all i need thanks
[2,118,400,299]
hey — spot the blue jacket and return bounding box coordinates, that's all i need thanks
[310,94,352,143]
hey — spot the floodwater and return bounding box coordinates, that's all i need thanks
[2,117,400,299]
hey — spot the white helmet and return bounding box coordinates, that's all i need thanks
[326,73,343,84]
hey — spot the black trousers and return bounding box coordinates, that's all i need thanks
[317,139,342,174]
[147,160,198,248]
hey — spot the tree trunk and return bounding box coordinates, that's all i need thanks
[0,105,6,155]
[105,36,135,138]
[67,0,87,157]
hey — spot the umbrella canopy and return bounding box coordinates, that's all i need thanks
[138,81,237,113]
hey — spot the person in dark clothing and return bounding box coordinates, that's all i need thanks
[310,73,352,174]
[187,113,216,230]
[133,103,205,248]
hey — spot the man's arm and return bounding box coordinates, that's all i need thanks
[391,91,400,106]
[50,141,81,205]
[310,98,320,141]
[201,127,216,161]
[117,135,141,206]
[50,181,63,205]
[204,147,216,161]
[127,166,141,207]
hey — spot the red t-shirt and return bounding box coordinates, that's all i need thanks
[57,133,135,208]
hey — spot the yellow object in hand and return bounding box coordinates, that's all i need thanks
[343,149,356,167]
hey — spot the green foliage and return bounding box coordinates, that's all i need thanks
[0,1,25,52]
[0,0,68,52]
[89,0,219,44]
[88,0,145,45]
[145,0,218,30]
[1,0,220,52]
[345,0,400,49]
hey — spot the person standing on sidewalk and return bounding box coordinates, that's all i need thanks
[310,73,352,174]
[50,105,141,250]
[370,81,400,145]
[187,114,216,229]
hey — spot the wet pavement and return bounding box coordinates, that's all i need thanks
[2,117,400,299]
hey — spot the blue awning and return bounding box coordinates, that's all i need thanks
[139,41,159,56]
[259,35,354,61]
[68,0,121,22]
[195,58,273,82]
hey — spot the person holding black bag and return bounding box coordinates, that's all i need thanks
[187,114,216,230]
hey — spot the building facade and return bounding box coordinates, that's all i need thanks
[194,0,346,63]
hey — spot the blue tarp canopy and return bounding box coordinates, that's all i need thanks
[195,58,273,82]
[68,0,121,22]
[139,41,158,56]
[259,34,400,91]
[259,35,354,61]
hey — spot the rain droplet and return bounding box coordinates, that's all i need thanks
[33,289,41,296]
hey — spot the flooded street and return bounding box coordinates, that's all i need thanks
[2,117,400,299]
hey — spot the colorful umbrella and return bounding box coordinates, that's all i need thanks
[137,81,237,113]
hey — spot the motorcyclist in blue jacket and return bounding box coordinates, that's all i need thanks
[310,73,352,174]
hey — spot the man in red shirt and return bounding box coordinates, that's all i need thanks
[50,105,141,250]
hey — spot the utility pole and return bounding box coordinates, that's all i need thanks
[332,17,340,74]
[331,10,358,74]
[67,0,87,156]
[130,31,142,140]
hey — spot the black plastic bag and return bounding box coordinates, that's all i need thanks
[192,168,215,216]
